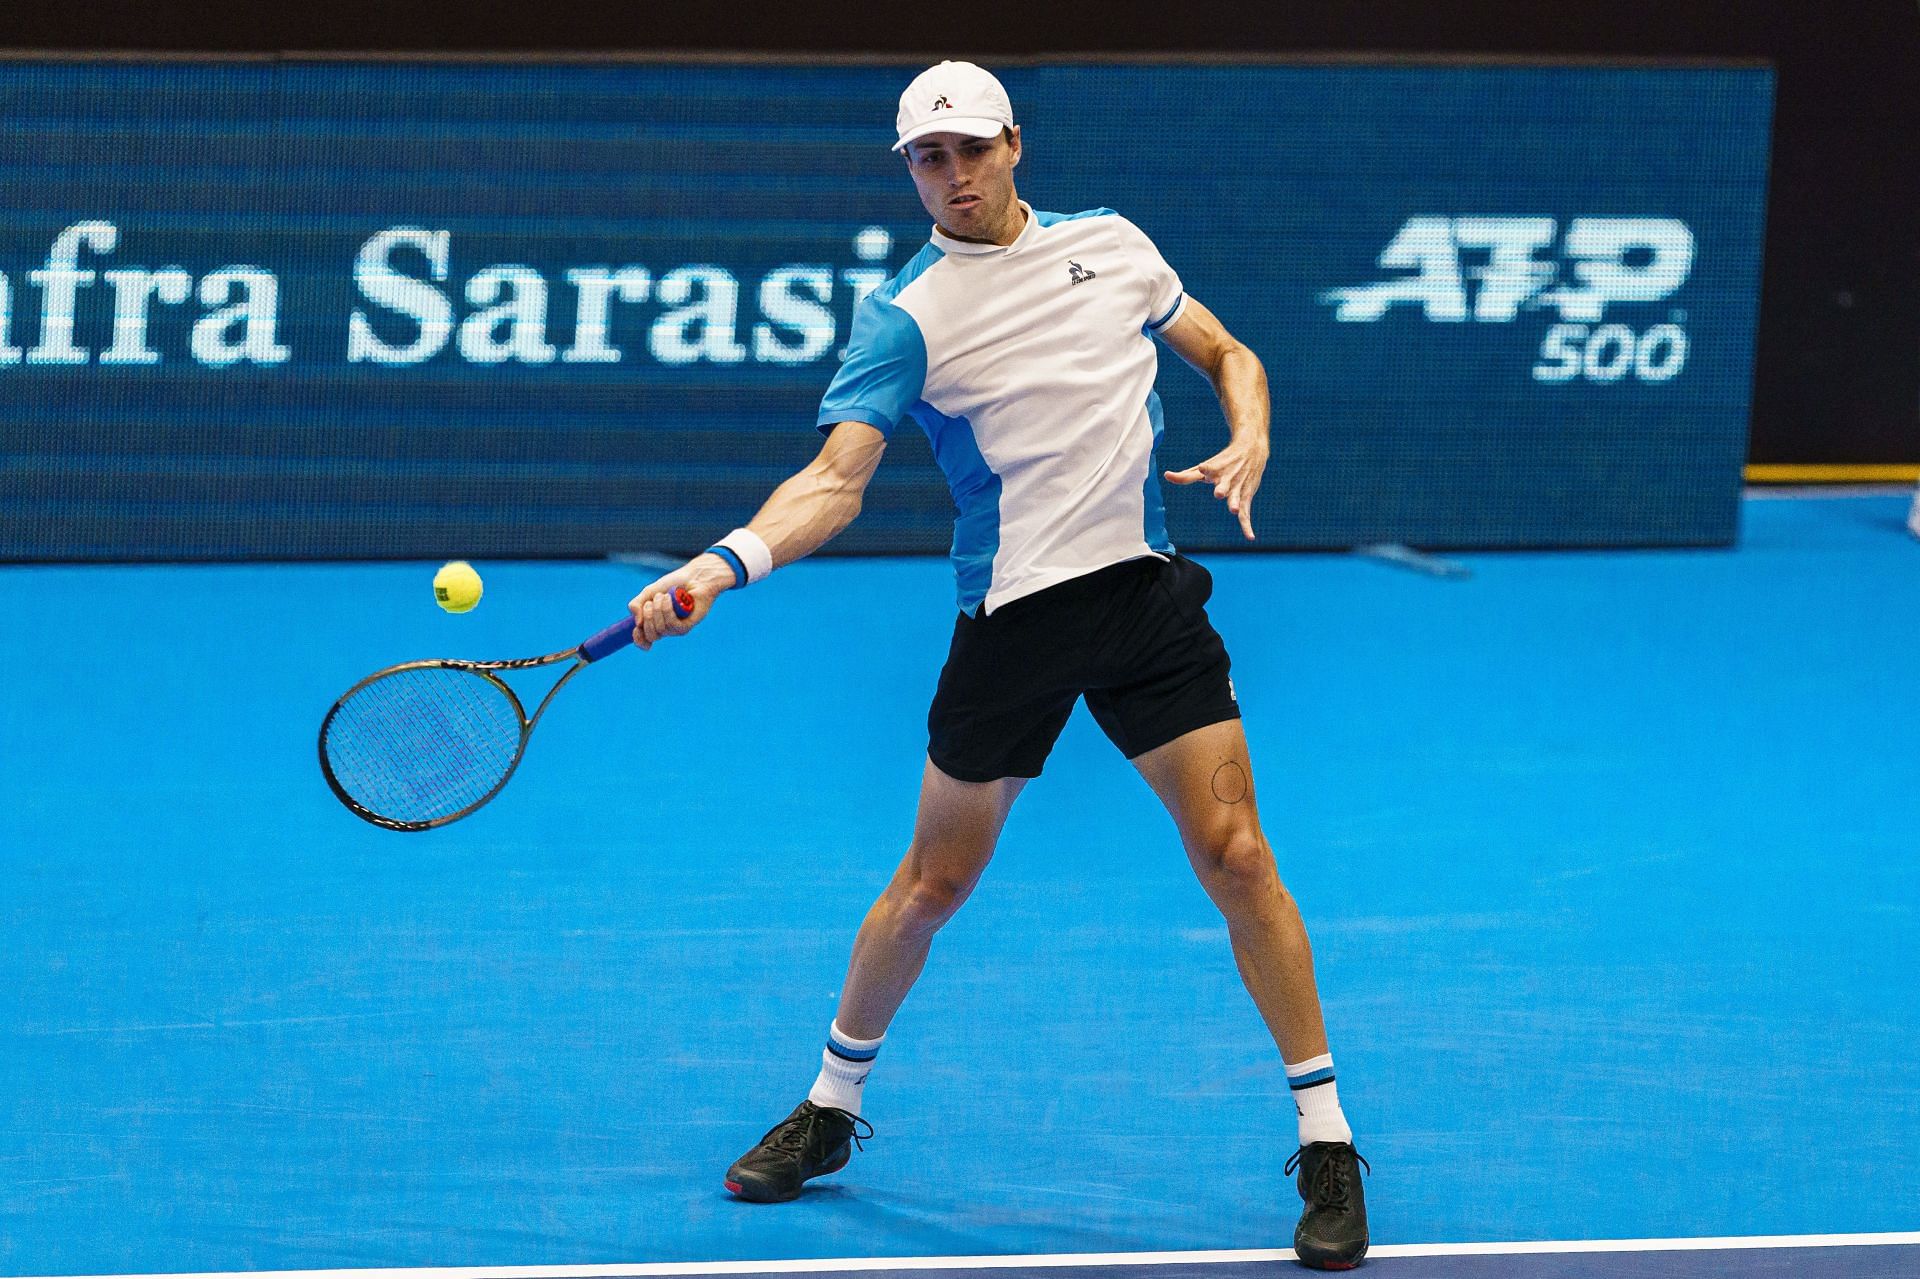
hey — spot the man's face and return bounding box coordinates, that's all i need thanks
[903,127,1023,243]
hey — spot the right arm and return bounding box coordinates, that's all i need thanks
[740,419,889,570]
[627,420,888,647]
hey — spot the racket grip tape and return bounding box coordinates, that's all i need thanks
[578,588,694,662]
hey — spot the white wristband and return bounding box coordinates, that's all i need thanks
[715,527,774,585]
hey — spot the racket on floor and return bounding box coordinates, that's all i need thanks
[318,589,692,832]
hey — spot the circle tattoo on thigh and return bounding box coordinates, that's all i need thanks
[1211,760,1248,805]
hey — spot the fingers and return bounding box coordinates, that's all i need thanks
[626,575,702,650]
[639,593,670,647]
[648,588,693,646]
[1167,455,1230,488]
[1231,469,1261,540]
[1170,448,1264,541]
[625,600,655,651]
[1214,462,1251,539]
[1220,486,1253,540]
[1171,448,1266,538]
[626,586,653,650]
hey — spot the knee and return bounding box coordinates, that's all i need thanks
[890,861,978,933]
[1193,827,1284,901]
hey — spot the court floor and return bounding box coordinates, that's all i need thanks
[2,494,1915,1276]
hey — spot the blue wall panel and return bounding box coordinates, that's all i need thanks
[0,60,1773,559]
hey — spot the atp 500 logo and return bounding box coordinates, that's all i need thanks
[1321,216,1695,384]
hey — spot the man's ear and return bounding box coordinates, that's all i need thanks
[1007,125,1022,167]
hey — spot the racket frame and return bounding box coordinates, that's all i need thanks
[319,589,690,832]
[317,643,586,832]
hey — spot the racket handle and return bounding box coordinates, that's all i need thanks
[578,588,694,662]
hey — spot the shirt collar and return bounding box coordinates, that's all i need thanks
[930,200,1036,257]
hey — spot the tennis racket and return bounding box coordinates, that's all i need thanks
[318,589,692,832]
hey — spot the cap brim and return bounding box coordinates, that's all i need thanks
[891,116,1008,151]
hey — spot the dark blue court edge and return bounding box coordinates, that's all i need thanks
[602,1248,1920,1279]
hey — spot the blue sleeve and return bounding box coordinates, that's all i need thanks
[816,297,927,437]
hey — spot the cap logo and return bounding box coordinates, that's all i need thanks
[931,95,952,110]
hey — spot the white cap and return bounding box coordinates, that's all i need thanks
[892,60,1014,152]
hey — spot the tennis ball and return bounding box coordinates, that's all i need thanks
[433,560,483,613]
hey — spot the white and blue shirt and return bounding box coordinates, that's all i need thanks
[818,203,1189,615]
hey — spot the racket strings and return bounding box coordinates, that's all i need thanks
[323,666,525,825]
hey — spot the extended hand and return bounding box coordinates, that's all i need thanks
[626,554,733,649]
[1165,438,1269,541]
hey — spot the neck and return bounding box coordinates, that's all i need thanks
[942,198,1026,247]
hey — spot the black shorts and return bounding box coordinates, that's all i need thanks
[927,554,1241,783]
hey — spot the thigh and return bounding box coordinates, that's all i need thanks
[907,756,1029,881]
[1129,717,1265,858]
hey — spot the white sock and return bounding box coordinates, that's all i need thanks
[1286,1053,1353,1146]
[807,1020,883,1116]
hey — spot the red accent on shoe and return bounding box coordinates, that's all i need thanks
[723,1180,743,1194]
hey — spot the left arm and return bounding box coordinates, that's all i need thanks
[1157,297,1270,541]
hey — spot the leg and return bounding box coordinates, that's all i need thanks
[730,587,1071,1202]
[726,758,1025,1201]
[1131,719,1329,1062]
[1114,600,1367,1267]
[833,757,1026,1039]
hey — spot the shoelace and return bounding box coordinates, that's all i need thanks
[767,1119,813,1155]
[1285,1146,1370,1210]
[768,1107,876,1157]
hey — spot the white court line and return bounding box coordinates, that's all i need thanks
[17,1231,1920,1279]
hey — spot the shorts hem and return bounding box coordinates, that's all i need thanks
[1119,705,1243,761]
[927,751,1043,785]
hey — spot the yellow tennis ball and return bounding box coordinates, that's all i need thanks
[433,560,483,613]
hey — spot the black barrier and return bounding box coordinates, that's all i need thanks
[0,59,1772,560]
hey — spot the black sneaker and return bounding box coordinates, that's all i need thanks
[724,1100,872,1202]
[1288,1141,1370,1269]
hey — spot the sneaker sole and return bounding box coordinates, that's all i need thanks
[1294,1235,1368,1271]
[724,1145,851,1203]
[723,1175,797,1203]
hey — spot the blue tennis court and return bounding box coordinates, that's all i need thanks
[2,493,1916,1276]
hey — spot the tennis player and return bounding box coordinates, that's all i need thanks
[628,60,1368,1269]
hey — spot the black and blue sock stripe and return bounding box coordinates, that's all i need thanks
[1287,1064,1336,1091]
[826,1032,880,1064]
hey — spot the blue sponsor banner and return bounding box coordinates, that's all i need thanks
[0,59,1772,560]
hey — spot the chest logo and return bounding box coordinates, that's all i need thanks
[1067,260,1097,286]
